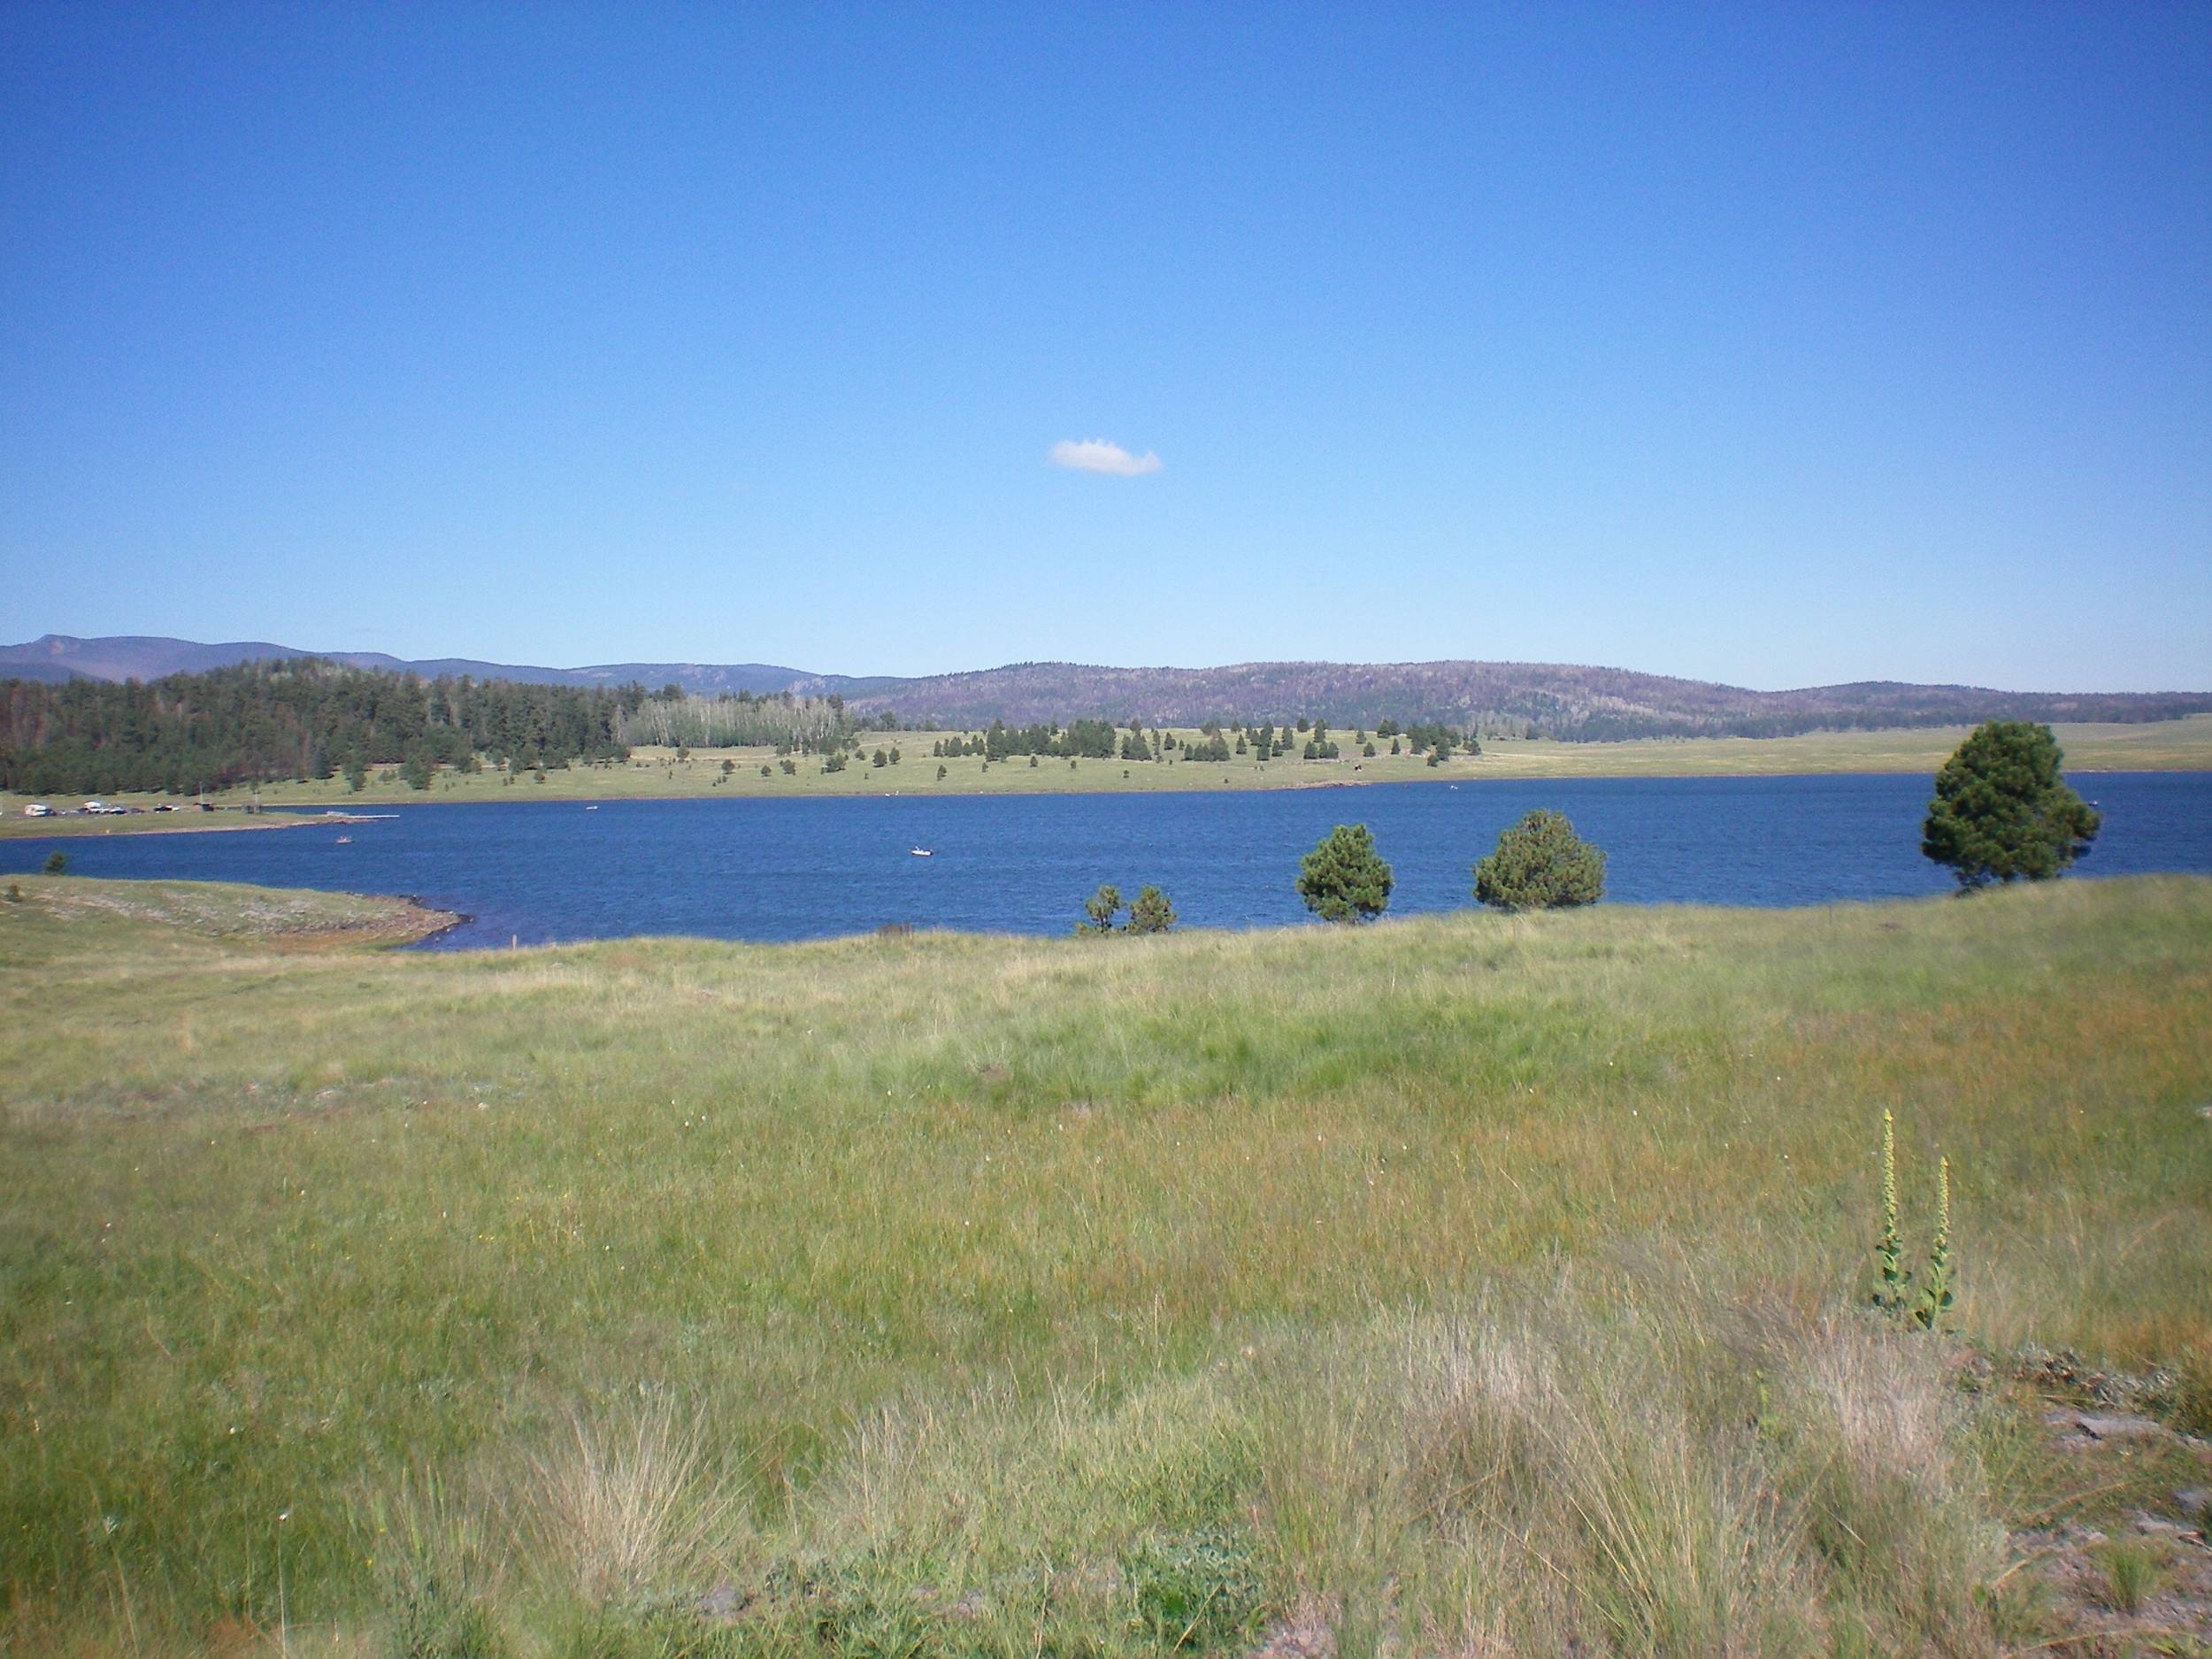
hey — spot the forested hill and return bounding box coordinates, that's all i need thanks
[8,634,2209,741]
[826,660,2212,740]
[0,663,855,795]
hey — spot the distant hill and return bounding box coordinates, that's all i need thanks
[825,660,2212,740]
[6,634,2208,741]
[0,634,813,696]
[863,662,2212,737]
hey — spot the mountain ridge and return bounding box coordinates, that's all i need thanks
[6,634,2208,741]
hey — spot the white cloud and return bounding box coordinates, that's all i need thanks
[1048,438,1163,477]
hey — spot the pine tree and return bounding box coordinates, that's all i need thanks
[1124,886,1177,933]
[1473,810,1607,910]
[1296,825,1393,924]
[1079,884,1123,933]
[1923,721,2100,888]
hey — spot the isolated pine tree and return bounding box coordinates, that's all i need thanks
[1922,722,2100,889]
[1474,810,1607,910]
[1296,825,1393,924]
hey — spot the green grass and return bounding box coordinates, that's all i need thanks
[6,714,2208,820]
[3,875,2208,1655]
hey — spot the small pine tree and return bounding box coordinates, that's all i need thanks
[1296,825,1393,924]
[1125,886,1177,933]
[1473,810,1607,910]
[42,851,67,875]
[1079,884,1124,933]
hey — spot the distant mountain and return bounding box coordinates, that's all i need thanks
[5,634,2208,741]
[0,634,816,696]
[828,660,2212,740]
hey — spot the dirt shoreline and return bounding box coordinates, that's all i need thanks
[0,810,389,841]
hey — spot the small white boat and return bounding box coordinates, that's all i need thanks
[585,804,598,810]
[334,835,352,844]
[910,847,933,857]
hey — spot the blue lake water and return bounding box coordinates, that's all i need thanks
[5,772,2208,950]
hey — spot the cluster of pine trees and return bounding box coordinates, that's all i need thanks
[921,715,1478,766]
[930,718,1129,761]
[0,662,856,795]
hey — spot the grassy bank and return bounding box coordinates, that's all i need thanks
[3,877,2208,1655]
[4,715,2208,819]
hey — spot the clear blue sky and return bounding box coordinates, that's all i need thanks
[4,4,2207,690]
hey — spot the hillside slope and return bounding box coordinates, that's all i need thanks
[9,634,2208,739]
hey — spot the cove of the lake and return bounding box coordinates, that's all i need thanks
[7,772,2209,951]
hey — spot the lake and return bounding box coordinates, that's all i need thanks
[6,772,2208,949]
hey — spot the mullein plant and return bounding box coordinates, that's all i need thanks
[1871,1112,1958,1332]
[1872,1110,1912,1317]
[1914,1156,1955,1333]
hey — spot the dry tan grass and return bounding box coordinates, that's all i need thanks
[526,1395,737,1602]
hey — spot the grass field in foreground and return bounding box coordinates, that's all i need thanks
[4,715,2208,822]
[3,877,2208,1655]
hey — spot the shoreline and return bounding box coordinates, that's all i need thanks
[386,895,472,948]
[6,715,2208,819]
[8,761,2195,822]
[0,809,388,841]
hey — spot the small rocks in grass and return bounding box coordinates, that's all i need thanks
[2075,1412,2170,1444]
[2178,1487,2212,1518]
[697,1583,749,1623]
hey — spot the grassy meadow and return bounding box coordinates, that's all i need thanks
[4,715,2208,823]
[3,875,2210,1655]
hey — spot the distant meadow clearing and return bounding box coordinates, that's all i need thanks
[2,871,2208,1655]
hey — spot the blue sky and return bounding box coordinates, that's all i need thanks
[3,4,2207,690]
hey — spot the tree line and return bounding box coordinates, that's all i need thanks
[614,687,854,751]
[0,662,865,795]
[927,716,1479,764]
